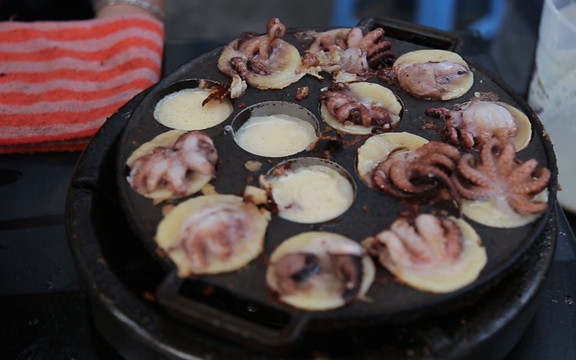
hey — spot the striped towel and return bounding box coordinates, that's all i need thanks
[0,14,164,154]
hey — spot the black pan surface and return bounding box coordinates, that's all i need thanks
[114,17,557,346]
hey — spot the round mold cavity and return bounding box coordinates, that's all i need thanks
[231,101,319,158]
[153,79,234,131]
[261,157,357,224]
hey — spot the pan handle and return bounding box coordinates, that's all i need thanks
[156,271,310,353]
[356,16,464,52]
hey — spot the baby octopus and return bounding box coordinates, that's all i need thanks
[452,138,550,215]
[363,213,487,293]
[372,141,461,199]
[320,82,400,130]
[265,231,375,311]
[392,50,473,101]
[298,26,395,82]
[273,250,363,302]
[229,18,286,77]
[366,214,462,270]
[179,202,252,270]
[426,99,531,151]
[129,131,217,197]
[155,194,270,277]
[217,17,304,98]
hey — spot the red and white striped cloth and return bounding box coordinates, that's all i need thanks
[0,14,164,154]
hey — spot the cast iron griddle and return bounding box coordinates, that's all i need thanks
[113,17,558,348]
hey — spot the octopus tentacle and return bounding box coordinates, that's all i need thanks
[369,230,405,267]
[507,195,549,215]
[460,130,475,149]
[494,140,517,176]
[417,215,462,262]
[247,59,272,75]
[358,28,385,51]
[417,141,461,157]
[508,163,551,195]
[418,152,458,172]
[267,17,285,39]
[257,18,284,60]
[456,153,494,189]
[409,162,458,194]
[372,168,407,197]
[230,57,249,78]
[133,150,173,193]
[438,217,463,260]
[345,27,364,48]
[507,159,538,183]
[328,253,364,301]
[388,162,435,194]
[479,138,502,181]
[390,218,433,264]
[237,36,262,57]
[164,160,188,194]
[452,178,494,200]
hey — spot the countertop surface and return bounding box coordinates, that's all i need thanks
[1,35,575,359]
